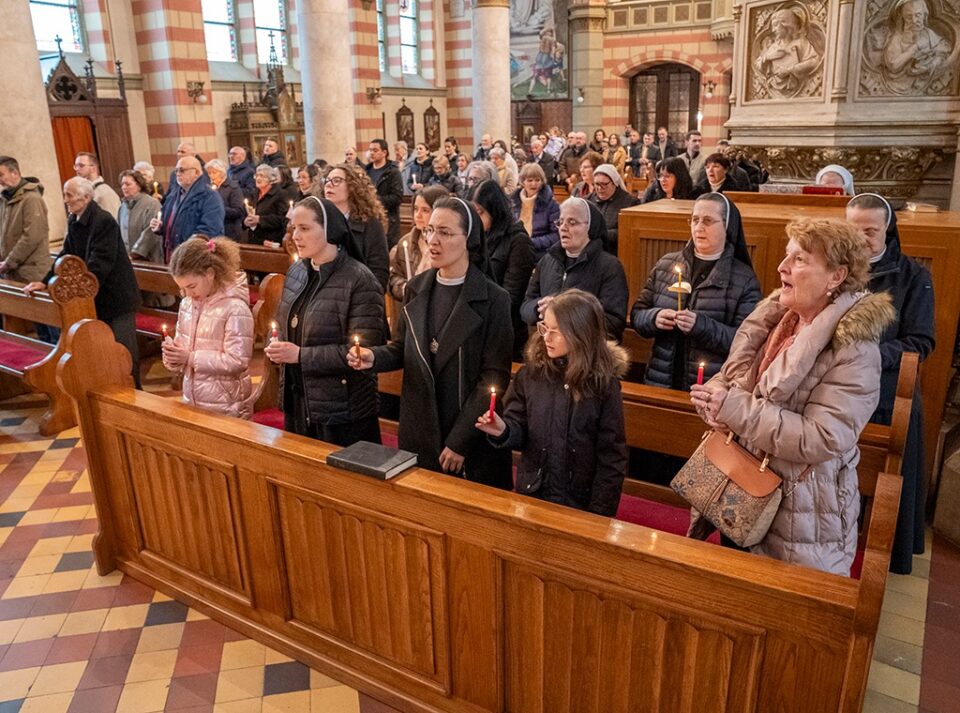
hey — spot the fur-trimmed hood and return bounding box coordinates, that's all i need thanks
[757,288,894,349]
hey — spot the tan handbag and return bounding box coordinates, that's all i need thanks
[670,430,788,547]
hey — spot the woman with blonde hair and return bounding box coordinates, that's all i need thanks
[691,217,893,574]
[323,163,390,290]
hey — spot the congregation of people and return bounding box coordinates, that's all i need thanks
[0,120,934,577]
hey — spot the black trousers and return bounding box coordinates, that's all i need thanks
[285,409,382,448]
[104,311,141,389]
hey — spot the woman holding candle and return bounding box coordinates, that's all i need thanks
[631,193,761,390]
[266,196,386,445]
[689,217,892,574]
[117,170,161,259]
[388,185,448,302]
[520,197,629,342]
[348,197,514,489]
[243,165,289,246]
[470,179,535,359]
[323,164,390,292]
[162,237,254,418]
[476,289,628,515]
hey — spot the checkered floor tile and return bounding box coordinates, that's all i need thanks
[2,355,957,712]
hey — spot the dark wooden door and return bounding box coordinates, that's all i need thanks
[629,64,700,139]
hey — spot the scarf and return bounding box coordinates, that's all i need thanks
[757,310,800,378]
[519,191,536,236]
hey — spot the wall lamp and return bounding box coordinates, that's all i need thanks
[186,80,207,104]
[702,80,717,99]
[576,88,585,104]
[366,86,382,104]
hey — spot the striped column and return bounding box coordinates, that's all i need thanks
[2,0,66,242]
[236,0,258,71]
[419,0,436,81]
[350,0,383,144]
[81,0,115,69]
[297,0,357,160]
[286,0,300,69]
[131,0,217,178]
[385,0,402,77]
[471,0,510,148]
[443,1,473,150]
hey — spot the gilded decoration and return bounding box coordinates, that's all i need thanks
[741,145,943,197]
[747,0,827,100]
[860,0,960,96]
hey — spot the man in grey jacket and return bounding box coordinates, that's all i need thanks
[0,155,52,284]
[74,152,121,218]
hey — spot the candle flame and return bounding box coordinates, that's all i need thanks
[271,321,277,329]
[402,240,408,248]
[699,361,705,367]
[354,335,360,345]
[490,387,496,395]
[675,265,682,275]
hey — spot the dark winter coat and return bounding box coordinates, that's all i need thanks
[365,160,404,247]
[217,179,246,241]
[867,207,935,574]
[228,162,256,198]
[0,178,51,283]
[557,145,586,184]
[408,156,435,190]
[158,172,225,259]
[521,237,629,342]
[696,174,741,195]
[493,364,627,516]
[45,200,141,321]
[250,184,288,245]
[484,219,536,358]
[510,185,560,260]
[260,151,286,168]
[276,251,385,427]
[529,151,556,185]
[429,170,460,194]
[346,217,390,292]
[588,185,640,256]
[370,265,514,489]
[631,241,761,389]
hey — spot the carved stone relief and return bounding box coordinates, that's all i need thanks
[746,0,827,100]
[740,145,943,197]
[860,0,960,96]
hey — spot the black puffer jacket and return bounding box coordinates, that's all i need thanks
[276,248,386,426]
[493,364,627,516]
[485,220,535,357]
[346,217,390,291]
[521,237,629,342]
[631,241,761,388]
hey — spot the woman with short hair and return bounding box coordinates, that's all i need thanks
[697,153,739,194]
[571,151,605,199]
[510,162,560,260]
[243,164,289,245]
[117,169,161,259]
[205,159,246,242]
[691,216,893,574]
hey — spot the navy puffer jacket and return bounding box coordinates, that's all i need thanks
[631,240,761,388]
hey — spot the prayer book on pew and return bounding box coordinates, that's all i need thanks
[326,441,417,480]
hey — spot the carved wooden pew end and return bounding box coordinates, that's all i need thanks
[0,256,98,435]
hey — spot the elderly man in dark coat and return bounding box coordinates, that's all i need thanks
[25,177,142,386]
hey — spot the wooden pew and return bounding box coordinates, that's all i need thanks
[0,256,97,435]
[59,320,913,713]
[724,191,851,207]
[250,273,284,412]
[240,244,295,276]
[619,199,960,482]
[130,261,180,338]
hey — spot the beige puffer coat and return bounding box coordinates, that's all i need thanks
[175,273,254,419]
[710,289,894,574]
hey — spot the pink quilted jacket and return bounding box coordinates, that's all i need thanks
[174,273,254,419]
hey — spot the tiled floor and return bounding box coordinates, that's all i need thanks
[1,374,958,712]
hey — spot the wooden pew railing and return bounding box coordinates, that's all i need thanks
[58,319,914,713]
[0,256,97,435]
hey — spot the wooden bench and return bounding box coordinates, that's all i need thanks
[0,256,97,435]
[130,261,180,339]
[58,319,914,713]
[725,191,852,207]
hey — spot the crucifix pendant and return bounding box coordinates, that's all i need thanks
[430,338,439,354]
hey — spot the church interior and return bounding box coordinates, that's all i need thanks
[1,0,960,712]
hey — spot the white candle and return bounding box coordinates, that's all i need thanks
[402,240,412,281]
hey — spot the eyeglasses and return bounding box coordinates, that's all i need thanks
[324,176,346,187]
[466,176,481,185]
[536,322,563,339]
[688,216,721,228]
[554,218,585,229]
[594,179,613,189]
[422,226,464,241]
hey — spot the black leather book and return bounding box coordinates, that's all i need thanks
[326,441,418,480]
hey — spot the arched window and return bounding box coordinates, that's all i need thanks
[202,0,238,62]
[399,0,420,75]
[254,0,287,65]
[29,0,83,53]
[630,63,701,137]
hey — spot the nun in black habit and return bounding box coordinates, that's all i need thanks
[349,196,515,489]
[847,193,935,575]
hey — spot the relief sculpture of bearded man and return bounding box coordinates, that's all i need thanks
[754,6,822,98]
[881,0,952,94]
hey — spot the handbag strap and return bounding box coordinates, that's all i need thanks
[715,430,813,496]
[783,465,814,498]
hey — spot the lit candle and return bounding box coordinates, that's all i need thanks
[270,321,278,342]
[244,198,252,214]
[697,361,705,386]
[153,181,159,195]
[488,387,497,420]
[161,323,169,340]
[155,210,162,222]
[674,265,683,311]
[288,200,294,212]
[402,240,412,281]
[353,334,361,360]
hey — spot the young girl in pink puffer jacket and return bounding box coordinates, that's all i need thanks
[162,236,254,418]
